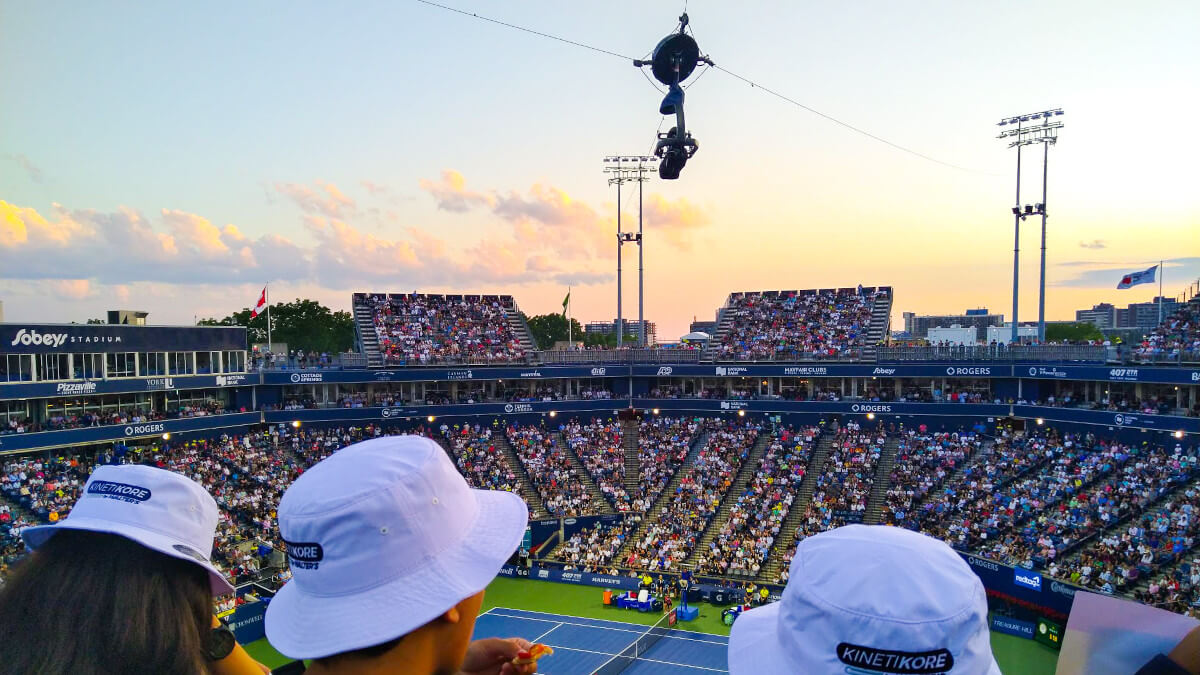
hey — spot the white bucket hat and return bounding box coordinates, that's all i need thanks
[22,463,235,595]
[729,524,1001,675]
[264,434,529,659]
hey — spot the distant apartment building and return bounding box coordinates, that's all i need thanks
[1075,297,1179,331]
[902,308,1004,339]
[585,319,658,344]
[1075,303,1116,330]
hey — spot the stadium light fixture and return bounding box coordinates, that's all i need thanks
[605,155,655,347]
[996,108,1064,343]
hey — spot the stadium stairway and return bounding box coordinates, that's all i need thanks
[758,428,836,582]
[612,430,712,565]
[505,301,536,354]
[863,288,893,361]
[683,431,774,568]
[489,432,551,519]
[863,435,902,525]
[351,297,384,368]
[703,301,734,361]
[551,430,615,514]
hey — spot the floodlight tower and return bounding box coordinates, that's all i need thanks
[996,109,1064,343]
[604,156,654,347]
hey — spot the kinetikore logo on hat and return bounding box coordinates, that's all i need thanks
[284,540,324,570]
[837,643,954,674]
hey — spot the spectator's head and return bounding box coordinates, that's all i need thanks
[0,464,233,673]
[264,434,528,671]
[728,524,999,674]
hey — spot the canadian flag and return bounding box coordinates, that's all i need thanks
[250,287,267,318]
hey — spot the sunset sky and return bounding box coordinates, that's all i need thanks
[2,1,1197,339]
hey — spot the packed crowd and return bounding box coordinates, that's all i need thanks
[775,422,884,582]
[551,520,633,573]
[715,289,878,361]
[506,425,598,517]
[439,424,524,495]
[882,431,981,528]
[1135,298,1200,362]
[623,421,761,572]
[365,293,527,365]
[1049,447,1197,596]
[696,425,818,579]
[565,417,701,514]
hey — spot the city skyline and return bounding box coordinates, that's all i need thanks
[2,1,1197,339]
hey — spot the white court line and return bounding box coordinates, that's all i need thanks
[485,608,728,646]
[546,644,728,673]
[530,623,562,644]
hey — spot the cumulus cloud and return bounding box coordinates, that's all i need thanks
[419,170,494,213]
[417,169,712,261]
[1,171,700,300]
[274,181,356,218]
[1078,239,1107,250]
[641,194,709,250]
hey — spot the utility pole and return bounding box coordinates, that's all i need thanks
[997,109,1064,343]
[604,156,654,347]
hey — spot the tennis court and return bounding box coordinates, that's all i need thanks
[473,607,729,674]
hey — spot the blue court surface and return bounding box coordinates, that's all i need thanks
[473,607,729,674]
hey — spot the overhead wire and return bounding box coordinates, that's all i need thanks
[411,0,635,61]
[713,65,990,174]
[411,0,993,175]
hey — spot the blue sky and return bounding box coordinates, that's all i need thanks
[2,1,1197,337]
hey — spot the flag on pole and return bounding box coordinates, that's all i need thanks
[1116,265,1158,290]
[251,287,268,317]
[562,289,570,317]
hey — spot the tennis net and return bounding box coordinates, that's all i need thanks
[592,608,678,675]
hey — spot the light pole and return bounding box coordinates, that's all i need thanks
[997,109,1064,343]
[603,156,654,347]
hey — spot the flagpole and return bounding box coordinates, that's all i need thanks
[265,283,272,353]
[567,287,572,347]
[1158,261,1164,326]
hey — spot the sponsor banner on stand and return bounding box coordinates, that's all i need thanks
[261,365,624,386]
[959,553,1077,618]
[0,412,262,453]
[990,616,1036,640]
[0,373,259,401]
[228,601,268,644]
